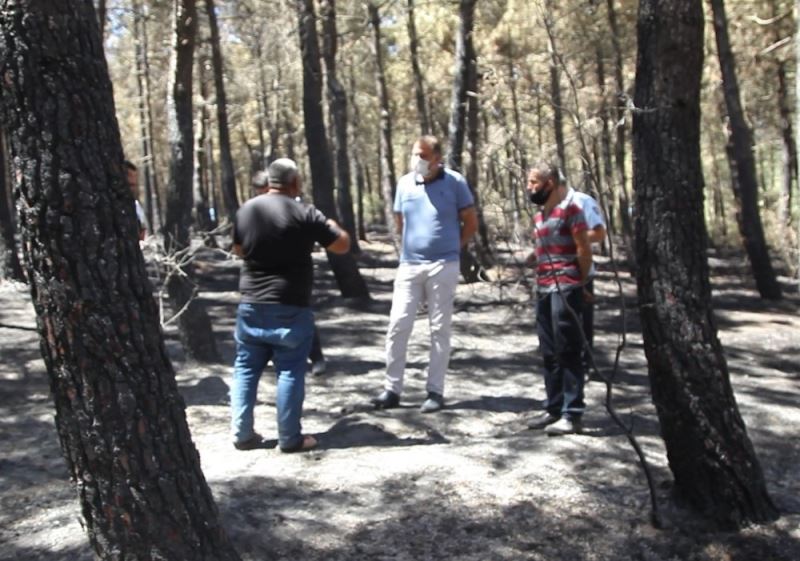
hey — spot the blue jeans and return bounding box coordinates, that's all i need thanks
[536,287,585,419]
[230,303,314,449]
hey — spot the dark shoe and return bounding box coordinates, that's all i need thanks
[280,434,318,453]
[420,392,444,413]
[311,359,327,376]
[371,390,400,410]
[545,417,583,436]
[233,433,266,451]
[526,412,559,430]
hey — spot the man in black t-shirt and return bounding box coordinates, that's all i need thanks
[230,158,349,452]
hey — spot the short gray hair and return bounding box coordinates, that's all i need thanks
[529,160,565,185]
[268,158,299,187]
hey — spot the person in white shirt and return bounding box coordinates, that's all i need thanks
[567,187,606,363]
[124,160,148,241]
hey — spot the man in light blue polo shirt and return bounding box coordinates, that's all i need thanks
[372,135,478,413]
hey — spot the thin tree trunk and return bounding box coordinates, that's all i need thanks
[133,1,163,232]
[606,0,633,242]
[446,0,481,282]
[0,129,25,281]
[407,0,430,135]
[776,58,796,227]
[195,55,213,232]
[795,0,800,292]
[204,0,239,225]
[296,0,369,299]
[354,156,367,241]
[164,0,220,362]
[708,123,728,240]
[710,0,782,299]
[368,2,399,248]
[321,0,360,253]
[348,65,368,241]
[0,2,240,558]
[446,0,477,172]
[132,0,157,234]
[543,0,566,168]
[596,43,617,238]
[507,43,527,175]
[633,0,779,529]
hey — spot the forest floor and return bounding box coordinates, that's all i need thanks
[1,235,799,561]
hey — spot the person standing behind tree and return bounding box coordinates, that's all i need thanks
[230,158,349,452]
[568,187,606,364]
[124,160,148,241]
[524,162,592,436]
[371,135,478,413]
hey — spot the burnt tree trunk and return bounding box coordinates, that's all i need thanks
[321,0,360,253]
[710,0,782,300]
[368,2,399,249]
[446,0,484,283]
[204,0,239,225]
[194,55,213,232]
[464,49,492,279]
[0,129,24,281]
[407,0,430,135]
[776,59,797,227]
[296,0,369,299]
[0,2,240,558]
[633,0,779,529]
[132,0,163,233]
[606,0,633,242]
[543,0,566,167]
[163,0,220,362]
[446,0,477,172]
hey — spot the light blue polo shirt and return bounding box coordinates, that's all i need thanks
[394,168,475,263]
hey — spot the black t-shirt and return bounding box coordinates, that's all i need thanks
[233,194,339,306]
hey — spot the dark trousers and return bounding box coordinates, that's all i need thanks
[536,287,585,419]
[582,279,594,356]
[309,325,324,364]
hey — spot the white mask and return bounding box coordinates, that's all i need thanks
[410,155,432,178]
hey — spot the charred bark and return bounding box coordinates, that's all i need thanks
[321,0,360,253]
[296,0,369,299]
[204,0,239,225]
[407,0,430,135]
[0,2,240,558]
[0,130,24,281]
[163,0,220,362]
[132,0,163,233]
[633,0,779,529]
[368,2,399,249]
[710,0,782,299]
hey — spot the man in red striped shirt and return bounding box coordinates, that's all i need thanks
[525,162,592,435]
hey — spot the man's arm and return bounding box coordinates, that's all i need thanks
[325,219,351,254]
[459,206,478,248]
[394,213,403,236]
[587,224,606,245]
[574,228,592,283]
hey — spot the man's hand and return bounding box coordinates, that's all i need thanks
[459,206,478,248]
[325,219,350,254]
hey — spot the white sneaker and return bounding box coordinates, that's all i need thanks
[545,417,583,436]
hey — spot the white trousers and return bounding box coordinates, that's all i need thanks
[384,260,460,396]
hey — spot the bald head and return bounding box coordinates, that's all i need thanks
[268,158,299,188]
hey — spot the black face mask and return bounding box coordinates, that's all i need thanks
[528,187,552,206]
